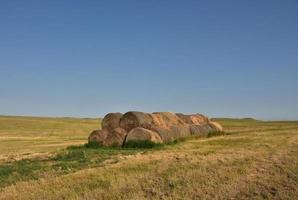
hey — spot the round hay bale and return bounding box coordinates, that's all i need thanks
[150,113,190,141]
[119,111,153,132]
[169,125,191,139]
[88,129,109,145]
[189,125,201,135]
[201,124,214,134]
[189,125,210,137]
[125,127,162,144]
[191,114,209,124]
[104,128,127,147]
[150,126,175,143]
[149,113,167,127]
[176,113,193,124]
[102,113,123,132]
[176,113,209,125]
[152,112,185,127]
[208,121,223,132]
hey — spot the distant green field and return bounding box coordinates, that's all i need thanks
[0,116,297,199]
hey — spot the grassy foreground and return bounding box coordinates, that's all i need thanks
[0,116,298,199]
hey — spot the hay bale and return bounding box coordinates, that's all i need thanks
[88,111,224,147]
[176,113,209,125]
[150,126,175,143]
[208,121,223,132]
[119,111,153,132]
[149,113,190,141]
[125,127,162,144]
[189,124,211,137]
[176,113,193,124]
[102,113,123,132]
[191,114,209,124]
[152,112,185,127]
[149,113,166,127]
[119,112,191,143]
[88,129,109,145]
[104,128,127,147]
[200,124,214,133]
[169,125,191,140]
[150,125,190,143]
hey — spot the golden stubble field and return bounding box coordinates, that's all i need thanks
[0,116,99,162]
[0,116,297,199]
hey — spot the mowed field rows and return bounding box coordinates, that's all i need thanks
[0,116,99,162]
[0,116,297,199]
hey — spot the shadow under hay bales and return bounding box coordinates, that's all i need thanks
[123,140,164,149]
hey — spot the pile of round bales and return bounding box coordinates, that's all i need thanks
[88,111,223,147]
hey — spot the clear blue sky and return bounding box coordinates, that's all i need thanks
[0,0,297,120]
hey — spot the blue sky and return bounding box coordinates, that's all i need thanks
[0,0,297,119]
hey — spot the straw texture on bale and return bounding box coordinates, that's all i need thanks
[119,111,153,132]
[150,112,191,141]
[176,113,209,125]
[189,124,212,137]
[125,127,162,143]
[152,112,185,127]
[150,126,175,143]
[102,112,123,132]
[104,128,127,147]
[169,125,191,139]
[208,121,223,132]
[88,129,109,144]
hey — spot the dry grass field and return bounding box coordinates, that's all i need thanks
[0,116,99,162]
[0,116,297,199]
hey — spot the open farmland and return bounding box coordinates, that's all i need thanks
[0,116,297,199]
[0,116,99,162]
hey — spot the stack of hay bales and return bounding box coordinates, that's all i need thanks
[88,111,223,147]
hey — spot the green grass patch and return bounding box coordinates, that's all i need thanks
[122,136,195,149]
[84,141,103,149]
[0,159,47,188]
[0,144,140,189]
[166,137,188,146]
[123,140,164,149]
